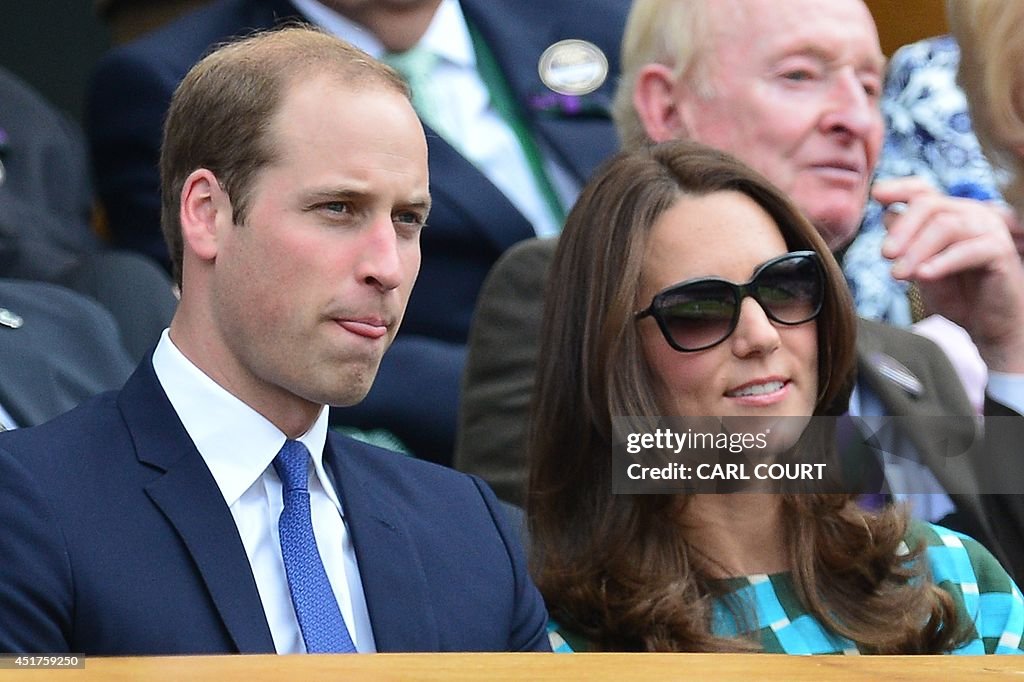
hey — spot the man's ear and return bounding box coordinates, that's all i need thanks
[633,63,690,143]
[179,168,230,262]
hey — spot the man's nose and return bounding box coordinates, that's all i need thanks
[356,217,405,292]
[820,68,878,140]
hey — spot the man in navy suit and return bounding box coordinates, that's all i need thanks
[87,0,628,462]
[0,27,548,655]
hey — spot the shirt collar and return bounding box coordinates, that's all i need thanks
[152,330,334,509]
[292,0,474,68]
[418,0,474,69]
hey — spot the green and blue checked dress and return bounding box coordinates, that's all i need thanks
[548,523,1024,655]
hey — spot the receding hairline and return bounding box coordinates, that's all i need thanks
[193,25,410,96]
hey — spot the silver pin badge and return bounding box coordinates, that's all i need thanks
[870,353,923,398]
[0,308,23,329]
[538,39,608,96]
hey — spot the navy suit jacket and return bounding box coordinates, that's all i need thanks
[86,0,629,461]
[0,357,548,654]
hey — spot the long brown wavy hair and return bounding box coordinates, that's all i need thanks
[527,140,968,653]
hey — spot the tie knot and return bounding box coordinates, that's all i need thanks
[273,439,311,493]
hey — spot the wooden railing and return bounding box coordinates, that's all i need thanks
[2,652,1020,681]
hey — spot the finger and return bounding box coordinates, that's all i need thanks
[879,199,906,226]
[880,194,949,259]
[890,211,970,279]
[871,176,941,206]
[995,205,1024,257]
[883,195,1008,260]
[991,202,1020,232]
[912,233,1013,281]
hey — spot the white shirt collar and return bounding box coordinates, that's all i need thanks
[418,0,474,69]
[151,330,336,511]
[291,0,474,68]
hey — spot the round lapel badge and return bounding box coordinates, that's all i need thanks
[538,39,608,96]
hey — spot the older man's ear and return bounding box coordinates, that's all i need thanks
[633,63,692,144]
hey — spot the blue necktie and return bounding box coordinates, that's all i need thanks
[274,439,357,653]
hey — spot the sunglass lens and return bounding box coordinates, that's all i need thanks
[755,256,822,324]
[656,280,736,350]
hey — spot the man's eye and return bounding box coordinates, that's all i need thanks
[782,69,815,82]
[395,211,425,226]
[862,80,881,98]
[321,202,351,214]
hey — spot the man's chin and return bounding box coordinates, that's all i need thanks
[793,184,866,245]
[805,209,861,252]
[324,387,373,408]
[316,361,383,408]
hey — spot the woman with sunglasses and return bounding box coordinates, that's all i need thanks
[528,140,1024,654]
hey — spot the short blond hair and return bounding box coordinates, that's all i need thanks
[948,0,1024,210]
[611,0,713,152]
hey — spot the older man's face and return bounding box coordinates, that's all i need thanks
[675,0,885,250]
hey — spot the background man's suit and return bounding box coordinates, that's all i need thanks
[0,278,132,427]
[0,66,176,361]
[455,236,1024,579]
[0,67,99,283]
[87,0,629,461]
[0,357,548,654]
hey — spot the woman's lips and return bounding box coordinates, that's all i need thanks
[725,379,789,406]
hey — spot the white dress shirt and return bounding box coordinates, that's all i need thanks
[292,0,578,237]
[152,330,375,653]
[0,403,17,430]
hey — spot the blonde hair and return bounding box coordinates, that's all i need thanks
[948,0,1024,210]
[612,0,713,152]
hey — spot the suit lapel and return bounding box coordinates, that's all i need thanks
[117,359,275,653]
[855,320,987,523]
[425,134,536,253]
[325,436,439,651]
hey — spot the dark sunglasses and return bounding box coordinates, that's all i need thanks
[635,251,824,352]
